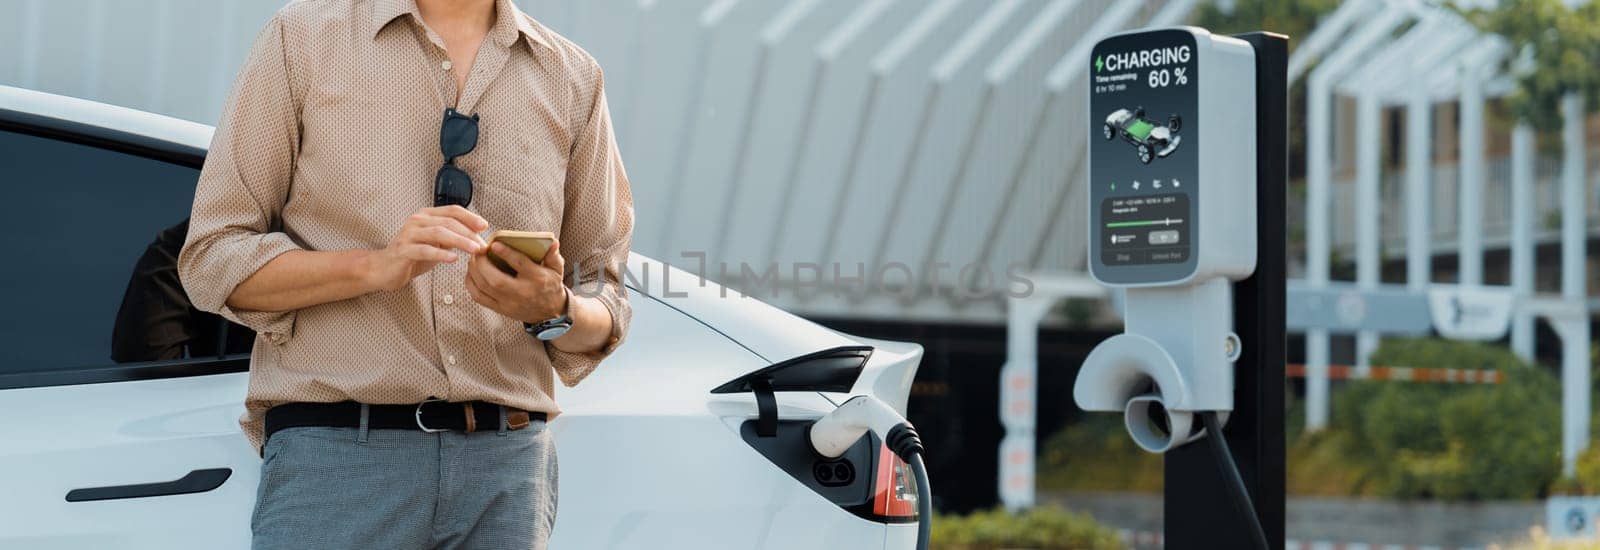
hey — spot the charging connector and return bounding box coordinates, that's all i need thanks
[810,395,914,458]
[809,395,933,550]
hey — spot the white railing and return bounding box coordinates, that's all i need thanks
[1324,150,1600,257]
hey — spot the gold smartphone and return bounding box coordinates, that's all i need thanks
[486,230,554,274]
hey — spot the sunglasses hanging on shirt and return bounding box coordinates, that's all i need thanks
[434,107,479,208]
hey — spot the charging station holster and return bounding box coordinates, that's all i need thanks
[1075,278,1239,453]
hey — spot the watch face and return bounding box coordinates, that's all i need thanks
[536,324,571,341]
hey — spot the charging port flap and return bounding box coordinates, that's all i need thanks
[709,346,875,395]
[712,346,873,438]
[751,378,777,437]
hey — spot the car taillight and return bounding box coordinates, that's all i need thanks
[872,444,919,521]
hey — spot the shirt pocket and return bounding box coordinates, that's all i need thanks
[294,92,435,241]
[469,141,567,232]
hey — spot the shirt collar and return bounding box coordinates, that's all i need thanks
[370,0,552,52]
[369,0,418,38]
[497,0,554,51]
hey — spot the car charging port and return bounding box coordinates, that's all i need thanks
[809,395,932,550]
[813,459,856,487]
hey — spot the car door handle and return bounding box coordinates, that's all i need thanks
[66,468,232,502]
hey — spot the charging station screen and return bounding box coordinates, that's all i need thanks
[1101,193,1190,265]
[1088,29,1199,284]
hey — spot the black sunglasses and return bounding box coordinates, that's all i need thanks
[434,107,480,207]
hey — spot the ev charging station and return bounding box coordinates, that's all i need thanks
[1075,28,1287,548]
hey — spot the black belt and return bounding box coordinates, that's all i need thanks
[264,400,546,442]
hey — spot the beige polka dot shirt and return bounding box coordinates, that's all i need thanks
[178,0,633,452]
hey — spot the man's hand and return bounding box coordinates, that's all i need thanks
[465,240,569,323]
[368,206,489,292]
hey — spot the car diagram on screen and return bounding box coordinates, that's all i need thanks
[1102,107,1183,164]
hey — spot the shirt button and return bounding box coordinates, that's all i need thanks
[447,355,458,366]
[442,294,454,305]
[441,60,452,71]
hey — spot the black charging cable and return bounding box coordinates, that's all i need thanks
[886,423,932,550]
[1201,411,1270,549]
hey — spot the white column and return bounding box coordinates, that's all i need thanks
[1560,317,1590,477]
[1458,64,1485,286]
[82,0,107,100]
[1299,4,1410,432]
[1560,93,1588,321]
[1405,81,1432,290]
[1560,93,1589,476]
[1305,78,1332,430]
[999,296,1051,511]
[145,0,174,115]
[207,1,239,120]
[1355,93,1382,367]
[1510,125,1536,360]
[19,0,42,90]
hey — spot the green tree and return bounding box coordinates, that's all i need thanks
[1190,0,1342,255]
[1190,0,1342,171]
[1459,0,1600,132]
[1191,0,1343,43]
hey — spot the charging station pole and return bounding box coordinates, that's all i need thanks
[1075,27,1285,548]
[1164,33,1286,549]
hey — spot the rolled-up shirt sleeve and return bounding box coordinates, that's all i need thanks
[548,60,634,387]
[177,14,303,342]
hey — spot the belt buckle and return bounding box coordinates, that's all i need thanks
[415,398,450,433]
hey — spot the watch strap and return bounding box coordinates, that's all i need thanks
[525,287,574,337]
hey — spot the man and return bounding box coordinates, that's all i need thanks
[113,219,255,363]
[178,0,632,547]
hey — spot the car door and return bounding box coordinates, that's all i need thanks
[0,126,259,549]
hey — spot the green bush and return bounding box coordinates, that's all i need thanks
[1286,428,1377,496]
[1564,441,1600,494]
[1344,338,1561,500]
[1037,415,1162,493]
[929,506,1124,550]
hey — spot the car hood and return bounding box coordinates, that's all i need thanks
[624,254,862,363]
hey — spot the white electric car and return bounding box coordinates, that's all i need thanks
[1103,107,1182,164]
[0,85,924,549]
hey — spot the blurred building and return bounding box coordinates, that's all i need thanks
[4,0,1598,511]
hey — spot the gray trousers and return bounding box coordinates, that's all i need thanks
[251,412,557,550]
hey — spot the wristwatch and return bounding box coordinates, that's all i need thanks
[524,287,574,341]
